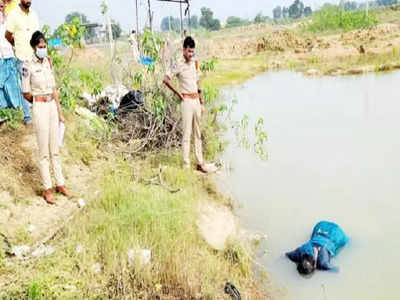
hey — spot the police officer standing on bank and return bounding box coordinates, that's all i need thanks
[22,31,69,204]
[163,36,209,173]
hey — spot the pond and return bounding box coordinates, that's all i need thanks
[217,71,400,300]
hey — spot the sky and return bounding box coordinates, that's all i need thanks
[32,0,343,33]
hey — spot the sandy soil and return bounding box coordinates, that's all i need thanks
[0,129,100,249]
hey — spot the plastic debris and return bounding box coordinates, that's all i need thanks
[77,198,86,208]
[92,263,103,273]
[82,92,97,106]
[32,244,55,257]
[27,225,36,233]
[127,248,151,266]
[11,245,31,260]
[76,245,84,254]
[307,69,318,75]
[98,84,129,109]
[203,163,219,173]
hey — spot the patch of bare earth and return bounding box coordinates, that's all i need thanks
[0,129,100,248]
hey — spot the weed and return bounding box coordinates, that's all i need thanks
[307,5,378,33]
[0,108,23,130]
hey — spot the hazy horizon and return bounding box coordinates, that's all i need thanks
[31,0,346,33]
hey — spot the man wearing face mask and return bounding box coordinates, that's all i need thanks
[22,31,69,205]
[5,0,39,125]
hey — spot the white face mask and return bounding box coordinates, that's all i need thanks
[36,47,47,59]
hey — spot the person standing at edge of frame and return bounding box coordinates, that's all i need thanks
[5,0,39,126]
[22,31,70,205]
[0,0,23,110]
[163,36,210,174]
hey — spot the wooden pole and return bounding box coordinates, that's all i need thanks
[147,0,153,32]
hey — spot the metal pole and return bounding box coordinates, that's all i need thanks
[104,0,114,59]
[180,1,183,35]
[135,0,139,34]
[135,0,140,52]
[188,2,191,34]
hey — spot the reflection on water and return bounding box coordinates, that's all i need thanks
[217,72,400,300]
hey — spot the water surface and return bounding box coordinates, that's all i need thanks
[218,71,400,300]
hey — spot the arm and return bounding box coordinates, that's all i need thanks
[23,92,33,103]
[198,81,205,114]
[53,90,64,123]
[163,75,184,101]
[5,31,14,47]
[317,247,339,272]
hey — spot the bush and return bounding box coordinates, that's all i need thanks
[306,5,378,32]
[0,108,23,130]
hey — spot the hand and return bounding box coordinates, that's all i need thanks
[178,93,185,102]
[59,114,65,123]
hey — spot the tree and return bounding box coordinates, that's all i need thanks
[65,12,89,24]
[111,22,122,39]
[254,12,267,23]
[282,7,289,19]
[200,7,221,31]
[183,15,199,29]
[288,0,304,19]
[273,6,282,20]
[226,16,247,28]
[304,6,312,17]
[161,16,180,31]
[343,1,359,11]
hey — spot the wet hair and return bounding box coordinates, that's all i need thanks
[30,31,46,48]
[297,254,315,275]
[183,36,195,49]
[131,30,136,34]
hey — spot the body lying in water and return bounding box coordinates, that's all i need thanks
[286,221,349,275]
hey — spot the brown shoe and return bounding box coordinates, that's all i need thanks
[55,186,71,198]
[196,164,208,174]
[43,189,55,205]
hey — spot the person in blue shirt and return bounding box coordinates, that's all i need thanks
[286,221,349,275]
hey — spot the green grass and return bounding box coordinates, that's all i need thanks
[306,5,379,33]
[1,154,259,298]
[202,54,269,88]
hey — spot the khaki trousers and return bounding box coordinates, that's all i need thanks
[182,98,204,167]
[32,100,65,190]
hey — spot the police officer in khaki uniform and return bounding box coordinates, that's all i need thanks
[22,31,69,204]
[163,36,208,173]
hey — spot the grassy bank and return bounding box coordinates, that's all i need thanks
[1,108,266,298]
[202,55,269,88]
[0,36,267,298]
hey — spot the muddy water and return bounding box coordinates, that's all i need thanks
[217,72,400,300]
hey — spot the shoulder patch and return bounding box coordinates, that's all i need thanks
[22,67,29,78]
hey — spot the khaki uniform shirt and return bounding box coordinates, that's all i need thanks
[22,56,56,96]
[6,6,39,61]
[167,58,199,94]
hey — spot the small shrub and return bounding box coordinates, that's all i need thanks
[307,5,378,32]
[0,108,23,130]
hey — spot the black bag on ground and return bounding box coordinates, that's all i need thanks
[117,90,143,114]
